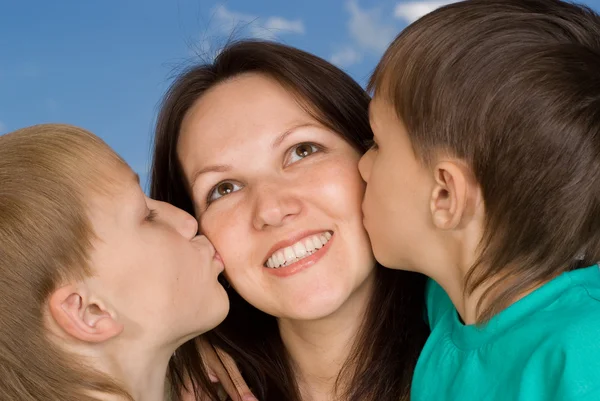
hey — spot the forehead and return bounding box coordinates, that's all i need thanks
[178,73,317,161]
[369,97,394,128]
[188,75,312,130]
[87,166,140,216]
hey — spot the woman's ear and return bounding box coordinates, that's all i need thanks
[48,284,123,343]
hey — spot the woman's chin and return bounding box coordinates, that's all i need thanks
[272,287,354,321]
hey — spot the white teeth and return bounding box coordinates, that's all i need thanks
[293,242,307,258]
[284,247,295,263]
[276,252,285,266]
[304,238,316,252]
[266,232,332,268]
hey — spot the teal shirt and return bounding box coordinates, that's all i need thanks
[412,265,600,401]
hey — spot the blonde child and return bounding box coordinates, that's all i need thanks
[0,124,228,401]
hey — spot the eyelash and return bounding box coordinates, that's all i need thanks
[145,209,157,222]
[205,142,322,206]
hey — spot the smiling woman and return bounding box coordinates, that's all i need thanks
[177,73,374,322]
[151,40,429,401]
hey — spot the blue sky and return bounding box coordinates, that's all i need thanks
[2,0,600,189]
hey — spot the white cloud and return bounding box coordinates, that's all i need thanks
[213,5,304,40]
[347,0,398,53]
[213,5,248,34]
[264,17,305,35]
[330,46,362,68]
[330,0,399,68]
[394,1,461,24]
[329,0,464,68]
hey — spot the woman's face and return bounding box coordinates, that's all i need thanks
[178,74,376,320]
[87,167,229,342]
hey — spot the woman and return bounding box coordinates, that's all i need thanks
[151,40,429,401]
[0,124,227,401]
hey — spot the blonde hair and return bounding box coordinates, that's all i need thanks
[0,124,132,400]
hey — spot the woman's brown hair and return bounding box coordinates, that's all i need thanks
[151,40,429,401]
[370,0,600,322]
[0,124,132,400]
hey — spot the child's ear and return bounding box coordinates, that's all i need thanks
[48,284,123,343]
[429,160,479,230]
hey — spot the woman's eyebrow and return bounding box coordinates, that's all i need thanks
[271,122,318,149]
[191,122,319,188]
[190,164,231,190]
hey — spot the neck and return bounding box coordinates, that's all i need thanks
[74,335,184,401]
[278,270,375,401]
[105,342,174,401]
[430,234,544,325]
[436,270,484,325]
[426,225,485,325]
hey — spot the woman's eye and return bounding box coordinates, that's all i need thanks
[288,143,320,164]
[207,181,243,204]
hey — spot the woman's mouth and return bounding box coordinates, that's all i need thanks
[265,231,333,269]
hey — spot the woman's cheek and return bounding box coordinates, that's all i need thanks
[320,164,365,215]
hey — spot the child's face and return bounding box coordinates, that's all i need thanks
[358,97,434,271]
[86,167,229,342]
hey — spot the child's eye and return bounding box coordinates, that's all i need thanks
[287,142,321,165]
[145,209,157,222]
[207,181,243,204]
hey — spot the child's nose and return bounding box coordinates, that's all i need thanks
[178,211,199,239]
[358,152,372,182]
